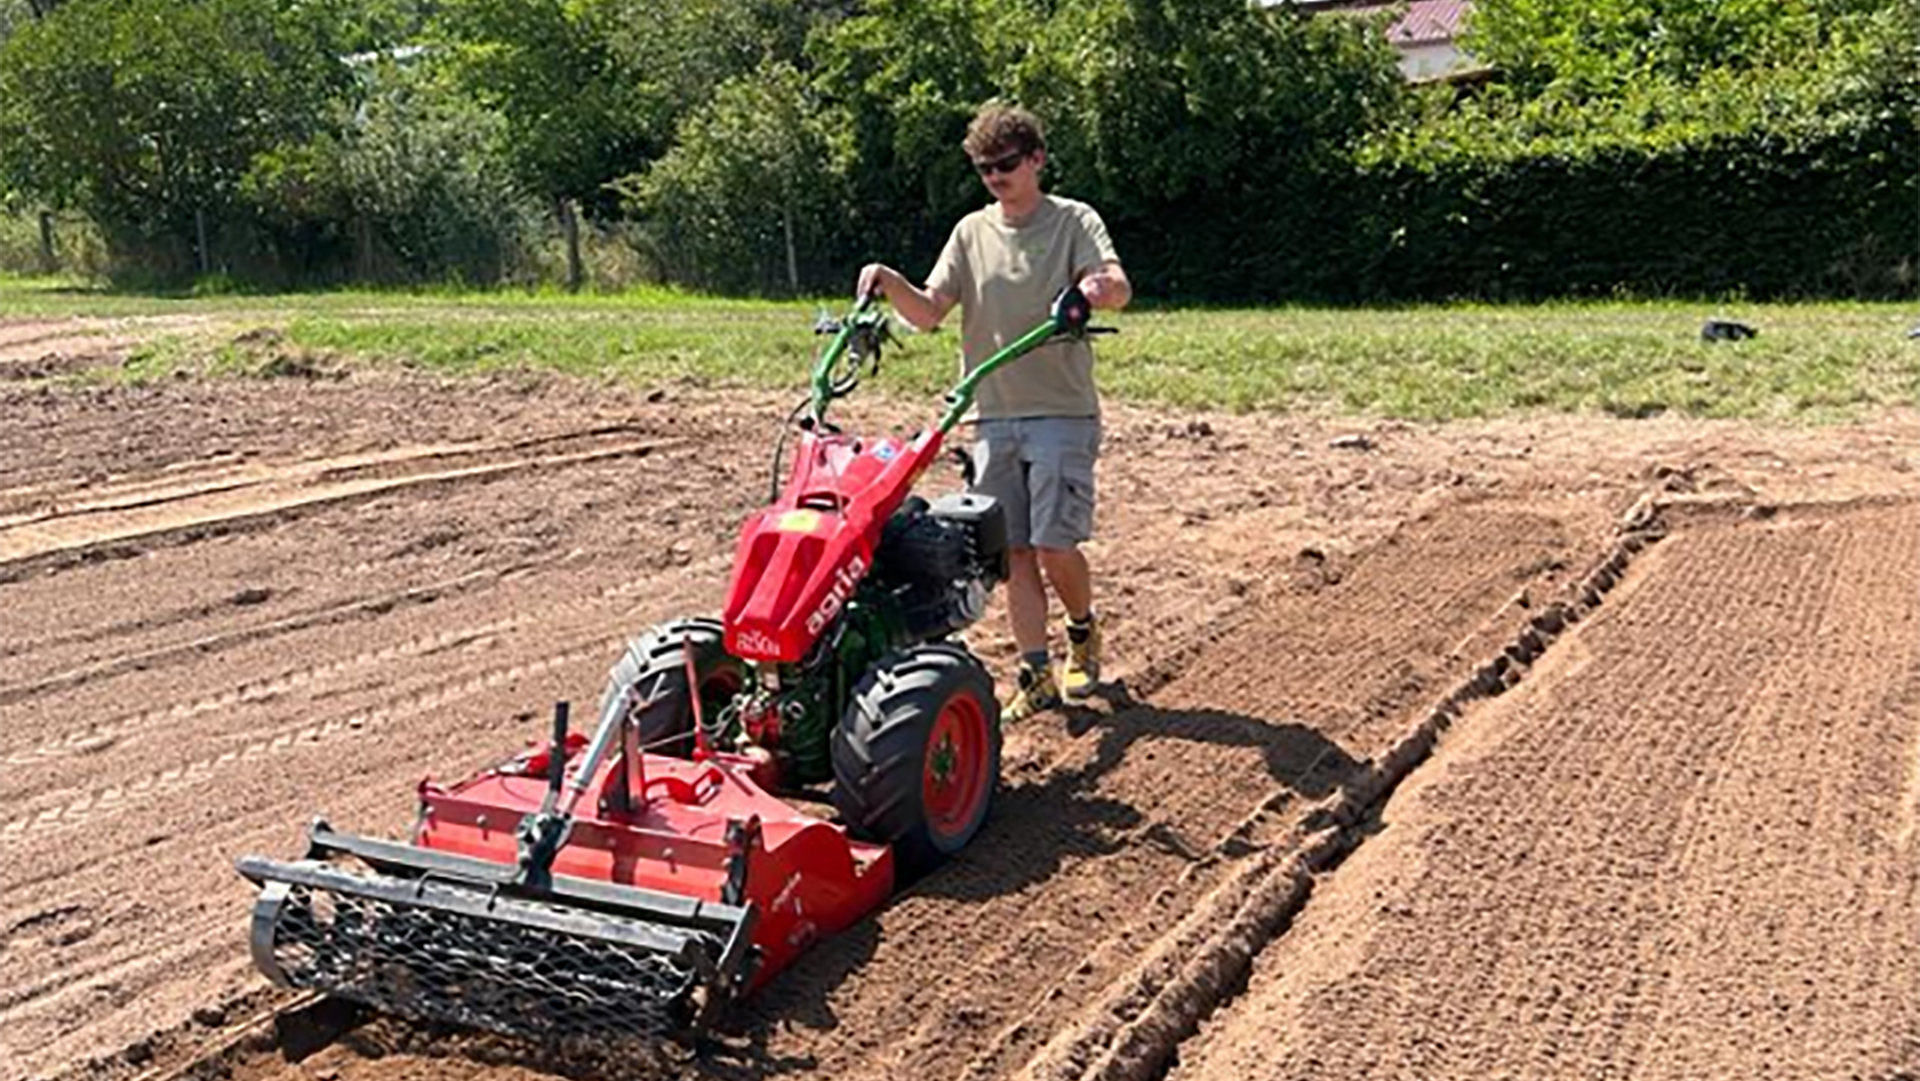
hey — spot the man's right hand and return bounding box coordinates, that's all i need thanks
[855,263,897,304]
[853,264,955,332]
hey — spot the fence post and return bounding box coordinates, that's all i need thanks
[357,215,375,281]
[195,208,211,276]
[37,210,54,272]
[782,196,799,297]
[558,197,582,293]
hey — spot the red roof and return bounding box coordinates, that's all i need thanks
[1285,0,1472,47]
[1386,0,1471,46]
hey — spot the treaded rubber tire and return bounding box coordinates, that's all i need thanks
[599,617,745,758]
[831,643,1001,879]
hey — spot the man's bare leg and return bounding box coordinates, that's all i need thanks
[1037,545,1092,621]
[1040,544,1099,698]
[1007,548,1050,654]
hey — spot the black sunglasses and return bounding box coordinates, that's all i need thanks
[971,150,1029,176]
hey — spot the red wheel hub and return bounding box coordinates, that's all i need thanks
[922,694,989,839]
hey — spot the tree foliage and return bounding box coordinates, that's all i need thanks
[809,0,1019,263]
[434,0,818,211]
[431,0,648,208]
[1,0,1910,298]
[1007,0,1404,296]
[0,0,347,272]
[0,0,34,45]
[623,63,851,294]
[797,0,1403,296]
[243,58,534,283]
[1463,0,1903,100]
[1351,1,1920,301]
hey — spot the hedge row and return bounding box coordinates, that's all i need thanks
[1341,111,1916,302]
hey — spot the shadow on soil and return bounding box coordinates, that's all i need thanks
[939,680,1358,898]
[693,679,1359,1079]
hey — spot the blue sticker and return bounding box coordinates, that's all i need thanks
[873,442,899,461]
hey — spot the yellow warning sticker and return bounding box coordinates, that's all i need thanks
[777,510,822,532]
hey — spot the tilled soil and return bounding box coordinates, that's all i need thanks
[1169,498,1920,1081]
[5,335,1920,1081]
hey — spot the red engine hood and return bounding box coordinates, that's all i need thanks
[723,426,944,662]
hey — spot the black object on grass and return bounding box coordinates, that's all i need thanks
[1701,319,1759,342]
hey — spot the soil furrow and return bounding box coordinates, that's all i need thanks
[3,615,524,765]
[0,567,537,708]
[1011,503,1660,1081]
[1167,501,1920,1081]
[0,423,671,530]
[0,437,677,570]
[0,544,736,787]
[0,636,614,842]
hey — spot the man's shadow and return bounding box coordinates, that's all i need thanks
[696,679,1359,1075]
[926,679,1358,902]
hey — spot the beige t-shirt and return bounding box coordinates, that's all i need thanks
[926,195,1119,420]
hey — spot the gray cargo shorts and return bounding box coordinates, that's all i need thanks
[969,416,1101,550]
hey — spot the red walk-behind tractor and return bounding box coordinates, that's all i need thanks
[235,287,1106,1045]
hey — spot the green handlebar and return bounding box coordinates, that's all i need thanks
[807,296,885,423]
[935,317,1059,434]
[806,285,1099,433]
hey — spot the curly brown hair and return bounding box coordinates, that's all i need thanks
[963,102,1046,160]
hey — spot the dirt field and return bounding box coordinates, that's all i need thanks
[5,319,1920,1081]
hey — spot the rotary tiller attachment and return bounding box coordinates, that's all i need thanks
[236,696,890,1047]
[236,824,757,1045]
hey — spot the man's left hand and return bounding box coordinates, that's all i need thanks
[1077,265,1131,310]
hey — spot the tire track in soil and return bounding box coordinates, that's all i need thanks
[0,428,681,573]
[0,425,662,525]
[1164,500,1920,1081]
[175,495,1616,1081]
[0,632,606,843]
[0,538,737,844]
[0,421,751,1081]
[1,546,731,768]
[0,426,742,764]
[0,484,744,762]
[0,577,726,1081]
[0,569,531,711]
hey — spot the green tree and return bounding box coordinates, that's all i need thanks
[812,0,1400,296]
[1010,0,1400,210]
[1353,0,1919,302]
[1460,0,1908,99]
[1032,0,1402,297]
[435,0,811,286]
[0,0,348,276]
[333,0,436,53]
[0,0,62,41]
[0,1,33,44]
[812,0,1034,263]
[437,0,829,207]
[435,0,645,212]
[623,63,851,294]
[243,58,534,283]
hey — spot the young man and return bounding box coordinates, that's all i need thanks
[856,102,1132,722]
